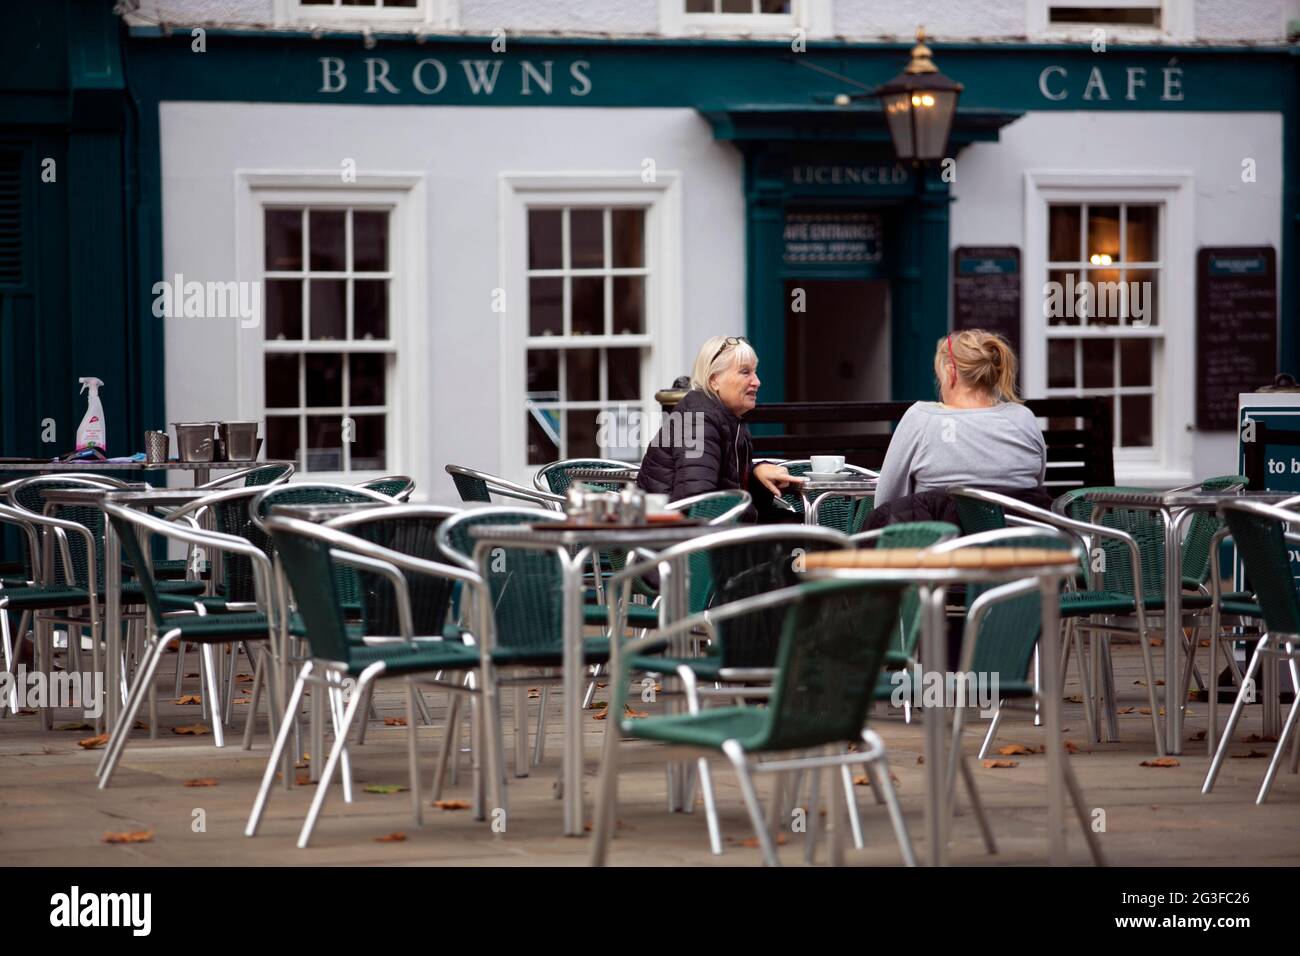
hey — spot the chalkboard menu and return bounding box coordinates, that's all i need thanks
[952,247,1021,379]
[1196,247,1277,431]
[783,211,883,264]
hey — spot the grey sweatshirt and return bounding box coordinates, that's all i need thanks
[873,401,1046,508]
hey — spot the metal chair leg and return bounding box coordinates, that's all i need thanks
[325,671,354,804]
[407,680,423,826]
[1256,647,1299,804]
[199,644,226,748]
[532,684,550,767]
[1203,637,1266,794]
[246,662,313,836]
[977,702,1004,760]
[97,638,167,789]
[839,763,865,850]
[241,645,266,751]
[432,684,462,801]
[862,731,915,867]
[173,640,187,699]
[590,703,621,866]
[957,755,997,856]
[722,740,780,867]
[297,667,376,848]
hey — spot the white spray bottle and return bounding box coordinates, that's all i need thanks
[76,377,107,452]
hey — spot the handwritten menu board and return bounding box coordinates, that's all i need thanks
[952,247,1021,382]
[1196,247,1277,431]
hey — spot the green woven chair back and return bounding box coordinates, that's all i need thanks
[342,512,457,637]
[268,523,355,663]
[760,580,904,751]
[12,481,105,590]
[1180,474,1248,587]
[449,469,492,503]
[877,521,960,659]
[951,494,1007,534]
[537,460,627,496]
[707,532,841,669]
[1221,507,1300,635]
[777,462,861,534]
[360,476,414,499]
[106,510,167,628]
[441,509,565,654]
[963,535,1073,682]
[244,464,293,487]
[210,492,272,603]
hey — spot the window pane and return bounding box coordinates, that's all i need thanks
[349,352,386,407]
[1087,205,1121,263]
[1046,270,1079,326]
[570,209,604,269]
[309,279,346,340]
[354,279,388,340]
[306,415,343,471]
[527,349,558,397]
[306,352,343,407]
[1126,205,1158,262]
[685,0,712,9]
[565,348,599,402]
[611,209,644,268]
[352,211,388,271]
[1049,6,1160,27]
[1048,205,1080,261]
[608,348,641,401]
[265,279,302,340]
[565,409,599,458]
[309,210,346,271]
[529,277,563,336]
[527,410,559,466]
[529,209,562,270]
[612,276,644,335]
[1120,394,1153,447]
[721,0,751,11]
[349,414,386,470]
[1125,269,1158,326]
[1120,338,1152,387]
[1081,339,1114,389]
[265,416,300,466]
[571,276,604,335]
[265,209,303,271]
[265,354,299,408]
[1047,340,1075,388]
[759,0,790,10]
[1085,268,1122,325]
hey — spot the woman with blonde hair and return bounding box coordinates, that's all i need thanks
[869,328,1048,524]
[638,335,803,521]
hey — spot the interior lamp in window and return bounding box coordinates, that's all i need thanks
[1089,253,1113,265]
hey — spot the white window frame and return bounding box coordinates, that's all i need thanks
[276,0,458,29]
[235,171,428,492]
[499,173,683,484]
[1024,169,1193,486]
[1026,0,1194,41]
[659,0,832,38]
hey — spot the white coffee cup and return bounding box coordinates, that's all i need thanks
[810,455,846,474]
[645,493,670,514]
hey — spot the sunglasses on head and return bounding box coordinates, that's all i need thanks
[711,336,750,366]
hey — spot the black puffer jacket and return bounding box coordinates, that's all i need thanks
[637,389,779,520]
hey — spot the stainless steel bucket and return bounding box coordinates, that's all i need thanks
[218,422,261,462]
[173,422,216,463]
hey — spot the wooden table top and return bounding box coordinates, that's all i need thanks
[803,546,1079,570]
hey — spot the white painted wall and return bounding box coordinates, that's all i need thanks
[159,102,744,500]
[950,110,1284,484]
[128,0,1295,40]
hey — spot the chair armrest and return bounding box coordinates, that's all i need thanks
[0,504,98,590]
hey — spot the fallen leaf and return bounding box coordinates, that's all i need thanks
[235,673,254,683]
[852,775,871,786]
[1134,680,1146,686]
[916,755,925,765]
[735,834,788,848]
[1231,750,1270,759]
[996,743,1034,756]
[183,778,218,787]
[363,784,408,794]
[1244,733,1279,743]
[1150,638,1165,647]
[527,689,540,699]
[433,799,471,810]
[982,759,1019,769]
[132,720,149,730]
[295,773,316,786]
[1063,694,1083,703]
[1138,707,1152,715]
[172,724,211,736]
[1117,706,1136,714]
[103,830,154,844]
[185,672,199,678]
[590,700,608,709]
[78,733,109,750]
[56,722,94,732]
[232,697,251,705]
[592,711,608,721]
[374,832,407,842]
[1199,639,1211,648]
[1140,757,1181,768]
[623,704,649,719]
[595,682,608,689]
[17,707,36,715]
[174,694,202,705]
[1155,679,1165,686]
[1063,740,1085,754]
[383,716,407,727]
[1193,730,1206,741]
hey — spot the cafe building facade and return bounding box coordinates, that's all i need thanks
[1,2,1293,499]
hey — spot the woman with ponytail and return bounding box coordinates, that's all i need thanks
[868,329,1049,526]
